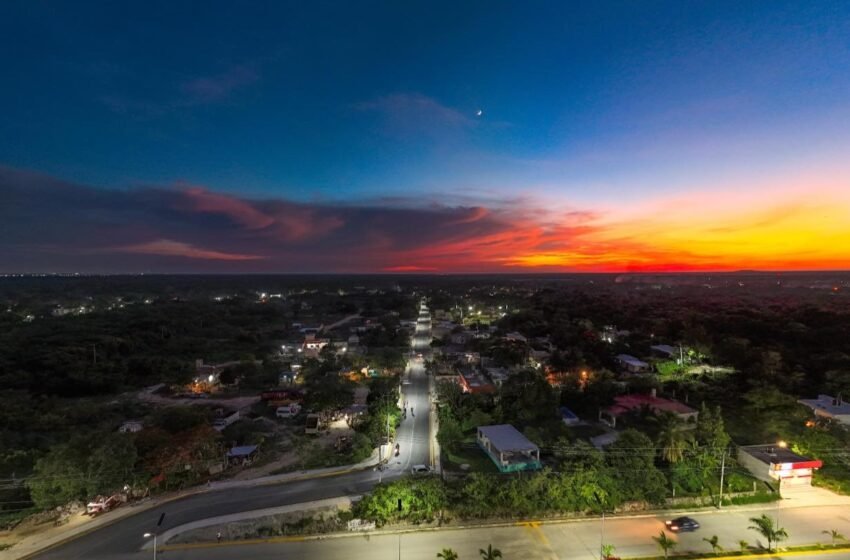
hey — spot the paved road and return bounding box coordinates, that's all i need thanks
[33,305,434,560]
[160,503,850,560]
[394,304,433,471]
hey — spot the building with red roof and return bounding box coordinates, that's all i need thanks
[599,390,698,427]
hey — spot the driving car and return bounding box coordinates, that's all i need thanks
[411,464,431,475]
[665,516,700,532]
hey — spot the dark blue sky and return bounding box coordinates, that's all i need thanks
[2,1,849,272]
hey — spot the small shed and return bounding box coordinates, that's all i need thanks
[227,445,259,467]
[616,354,649,373]
[118,420,144,433]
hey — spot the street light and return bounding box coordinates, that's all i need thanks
[143,532,157,558]
[777,440,788,448]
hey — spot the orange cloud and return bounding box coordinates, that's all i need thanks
[390,177,850,272]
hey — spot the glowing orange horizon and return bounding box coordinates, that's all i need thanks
[384,179,850,272]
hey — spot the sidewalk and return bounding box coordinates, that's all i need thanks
[2,451,380,560]
[155,495,850,558]
[150,496,359,548]
[207,448,380,491]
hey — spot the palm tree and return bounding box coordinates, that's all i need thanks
[737,540,749,553]
[653,531,678,560]
[655,412,690,463]
[703,535,723,555]
[437,549,460,560]
[822,529,846,547]
[748,514,788,552]
[479,544,503,560]
[601,543,617,560]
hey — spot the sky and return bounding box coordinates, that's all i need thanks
[1,0,850,273]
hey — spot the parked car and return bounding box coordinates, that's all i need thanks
[276,403,302,418]
[665,516,700,532]
[411,464,431,475]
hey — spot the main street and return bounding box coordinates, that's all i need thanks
[32,305,434,560]
[156,503,850,560]
[393,302,434,471]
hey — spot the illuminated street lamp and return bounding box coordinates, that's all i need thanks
[777,440,787,448]
[143,532,157,558]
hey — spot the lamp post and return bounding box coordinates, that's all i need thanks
[143,532,157,558]
[717,447,728,509]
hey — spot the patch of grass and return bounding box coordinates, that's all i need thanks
[815,466,850,496]
[444,444,498,473]
[624,541,850,560]
[722,492,780,506]
[0,508,37,531]
[571,424,606,439]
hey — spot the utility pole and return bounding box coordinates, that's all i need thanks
[599,510,606,560]
[718,448,727,509]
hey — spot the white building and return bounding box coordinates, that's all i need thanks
[798,395,850,426]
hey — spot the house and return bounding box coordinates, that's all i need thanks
[477,424,542,473]
[450,331,472,345]
[118,420,144,433]
[599,391,698,428]
[213,411,240,432]
[616,354,649,374]
[485,367,510,387]
[530,349,550,362]
[193,359,245,389]
[226,445,259,467]
[505,332,527,343]
[303,334,330,352]
[458,370,496,394]
[559,406,580,426]
[278,370,298,385]
[651,344,680,359]
[601,326,629,343]
[798,394,850,426]
[738,444,822,495]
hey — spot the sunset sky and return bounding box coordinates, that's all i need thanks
[1,1,849,273]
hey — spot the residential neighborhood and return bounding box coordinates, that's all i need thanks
[2,274,850,559]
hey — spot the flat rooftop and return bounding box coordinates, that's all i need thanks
[478,424,538,452]
[798,395,850,415]
[739,444,819,466]
[616,354,648,367]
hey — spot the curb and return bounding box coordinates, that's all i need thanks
[9,458,379,560]
[158,498,850,553]
[13,488,204,560]
[149,496,359,550]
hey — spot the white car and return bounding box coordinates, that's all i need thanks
[411,464,431,475]
[276,404,302,418]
